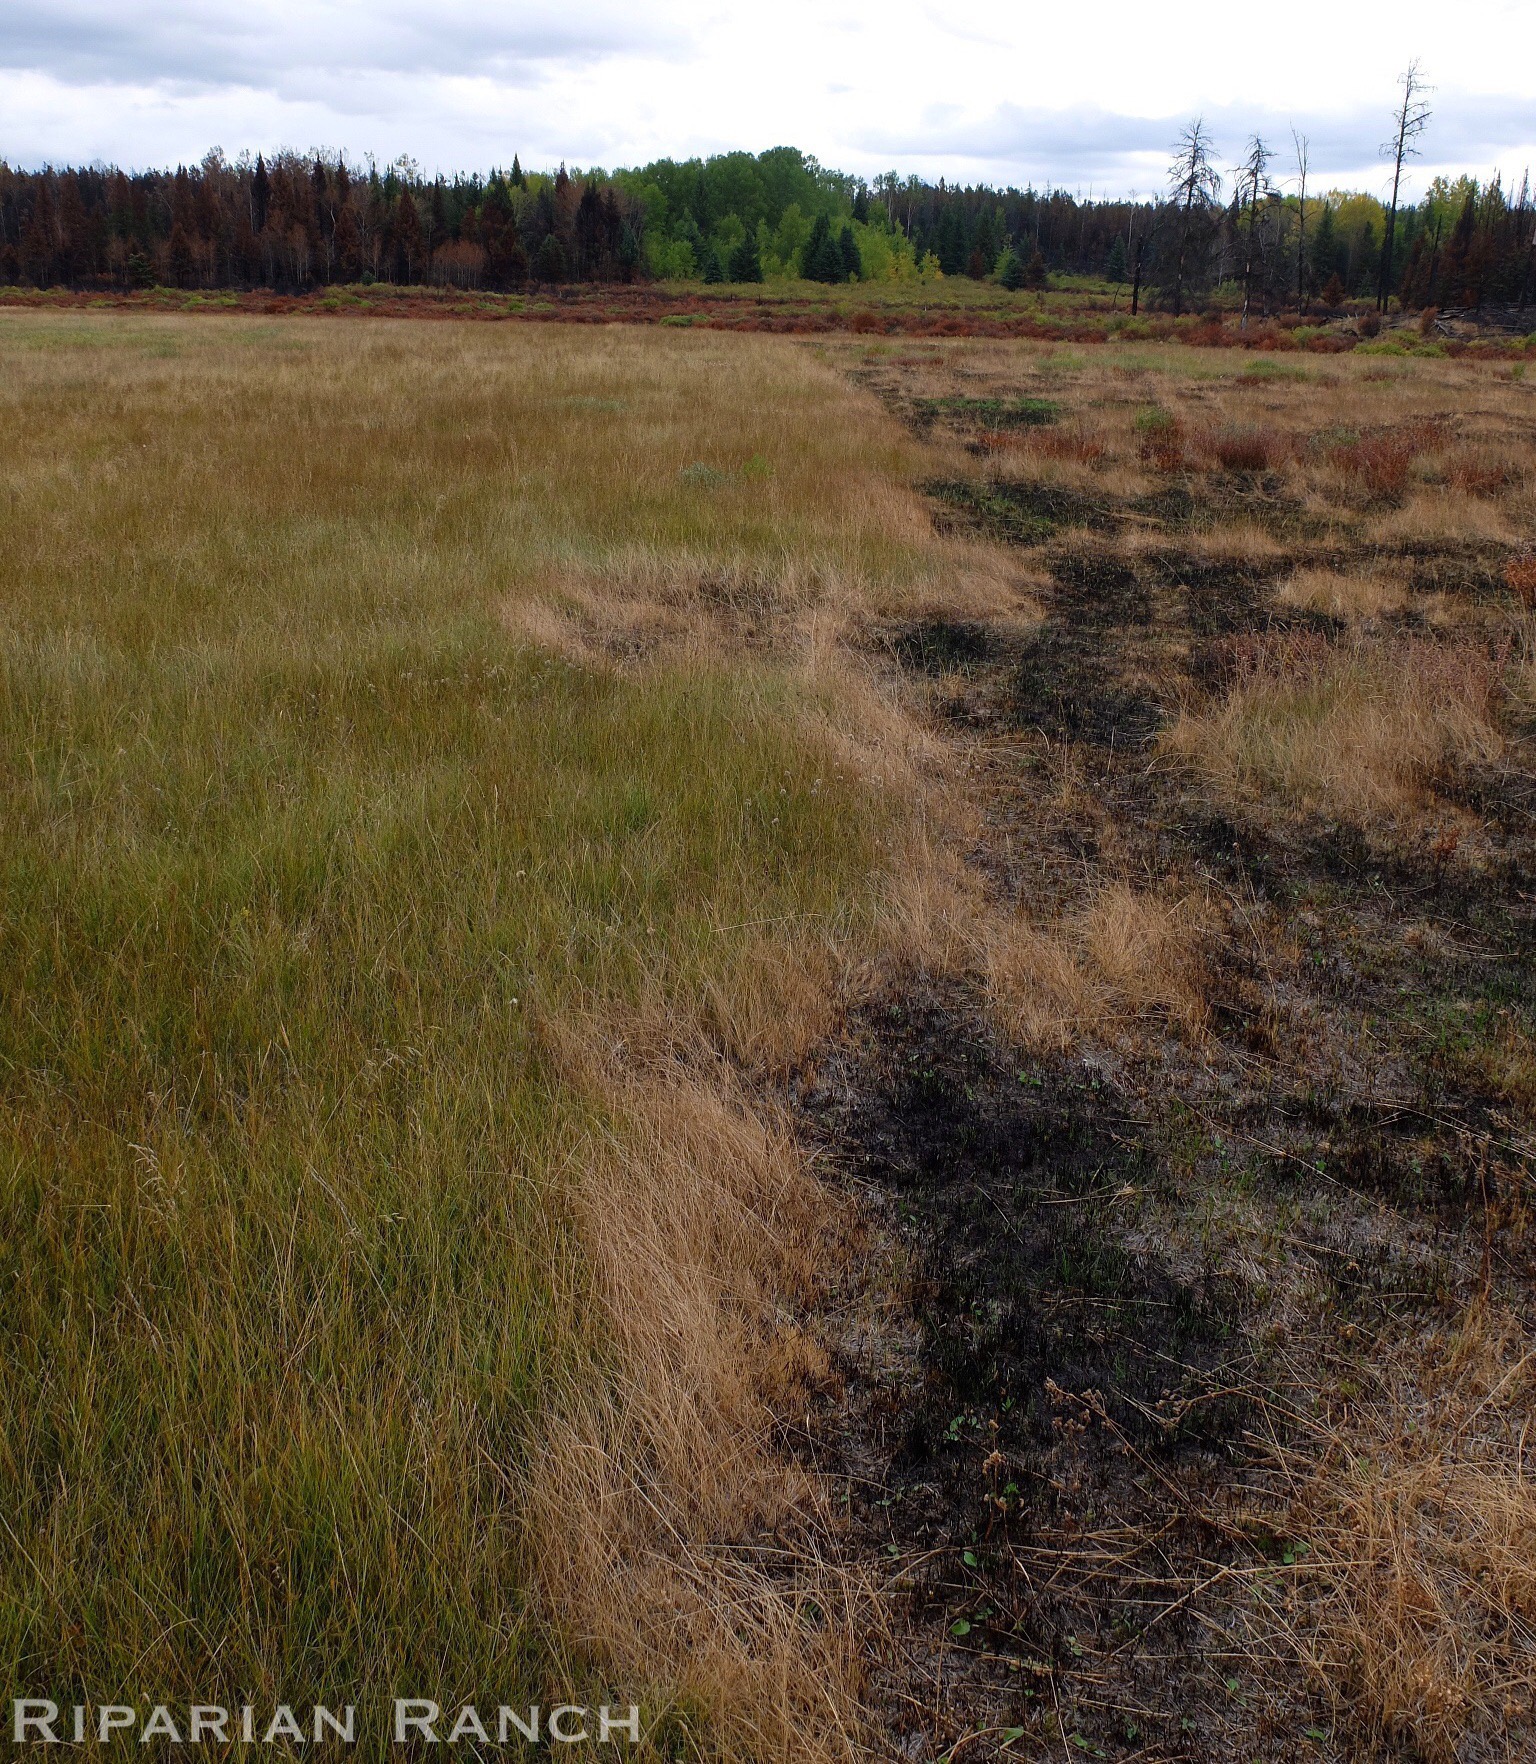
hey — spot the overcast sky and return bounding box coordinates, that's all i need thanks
[4,1,1535,197]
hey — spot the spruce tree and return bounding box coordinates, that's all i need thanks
[936,206,967,276]
[252,154,270,232]
[839,224,861,281]
[535,232,568,282]
[728,233,762,282]
[802,213,844,282]
[1106,236,1128,282]
[998,248,1025,291]
[699,241,725,283]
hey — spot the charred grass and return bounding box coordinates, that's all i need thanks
[813,335,1536,1761]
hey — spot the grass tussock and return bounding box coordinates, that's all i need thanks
[1164,632,1505,820]
[1276,1306,1536,1762]
[1505,552,1536,610]
[985,883,1209,1051]
[525,1053,864,1762]
[1193,423,1292,472]
[1273,568,1407,622]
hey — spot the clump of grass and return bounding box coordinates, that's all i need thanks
[1447,445,1525,497]
[1273,1306,1536,1764]
[1506,552,1536,610]
[1273,568,1406,622]
[1164,632,1504,819]
[1025,423,1109,464]
[1195,423,1291,472]
[1328,433,1416,496]
[1322,418,1447,499]
[1135,407,1186,471]
[985,883,1208,1050]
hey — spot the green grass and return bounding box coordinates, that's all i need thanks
[0,313,937,1743]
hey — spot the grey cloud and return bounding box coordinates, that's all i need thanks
[0,0,674,90]
[855,91,1536,190]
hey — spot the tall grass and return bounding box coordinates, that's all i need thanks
[0,314,953,1752]
[1163,632,1505,821]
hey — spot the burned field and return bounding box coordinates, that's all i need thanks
[804,341,1536,1761]
[5,312,1531,1764]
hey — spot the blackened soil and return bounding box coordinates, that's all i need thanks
[815,998,1250,1453]
[924,476,1120,545]
[822,355,1536,1760]
[885,618,997,677]
[796,997,1283,1760]
[1007,631,1162,745]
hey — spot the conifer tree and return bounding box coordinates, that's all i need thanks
[1236,134,1273,329]
[839,224,861,280]
[801,213,844,282]
[1378,61,1432,310]
[728,233,762,282]
[1106,235,1127,282]
[1165,119,1222,316]
[535,232,568,282]
[167,222,196,288]
[252,154,270,232]
[393,189,422,282]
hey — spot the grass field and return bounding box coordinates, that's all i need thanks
[3,310,1534,1763]
[0,313,986,1757]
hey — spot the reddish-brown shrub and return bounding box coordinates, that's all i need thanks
[1137,413,1186,471]
[1329,436,1413,496]
[847,309,883,334]
[1449,449,1523,497]
[1203,424,1289,471]
[1399,416,1451,454]
[1031,426,1108,464]
[1505,553,1536,608]
[1328,418,1450,496]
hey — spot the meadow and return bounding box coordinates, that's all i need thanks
[2,309,1534,1762]
[0,313,987,1757]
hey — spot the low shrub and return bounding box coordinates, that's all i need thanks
[1135,407,1186,471]
[1331,437,1412,495]
[1448,447,1524,497]
[1201,424,1289,471]
[1505,552,1536,609]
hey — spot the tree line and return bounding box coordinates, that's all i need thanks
[2,123,1532,313]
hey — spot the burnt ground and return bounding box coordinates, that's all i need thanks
[792,354,1536,1761]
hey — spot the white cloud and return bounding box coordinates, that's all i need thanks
[2,0,1533,192]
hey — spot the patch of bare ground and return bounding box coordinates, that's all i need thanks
[803,339,1536,1762]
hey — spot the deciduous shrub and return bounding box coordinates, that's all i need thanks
[1136,408,1185,471]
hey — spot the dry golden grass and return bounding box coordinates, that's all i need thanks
[1277,1306,1536,1762]
[1273,568,1407,623]
[985,883,1209,1051]
[1164,633,1505,821]
[1364,488,1520,547]
[525,1053,865,1762]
